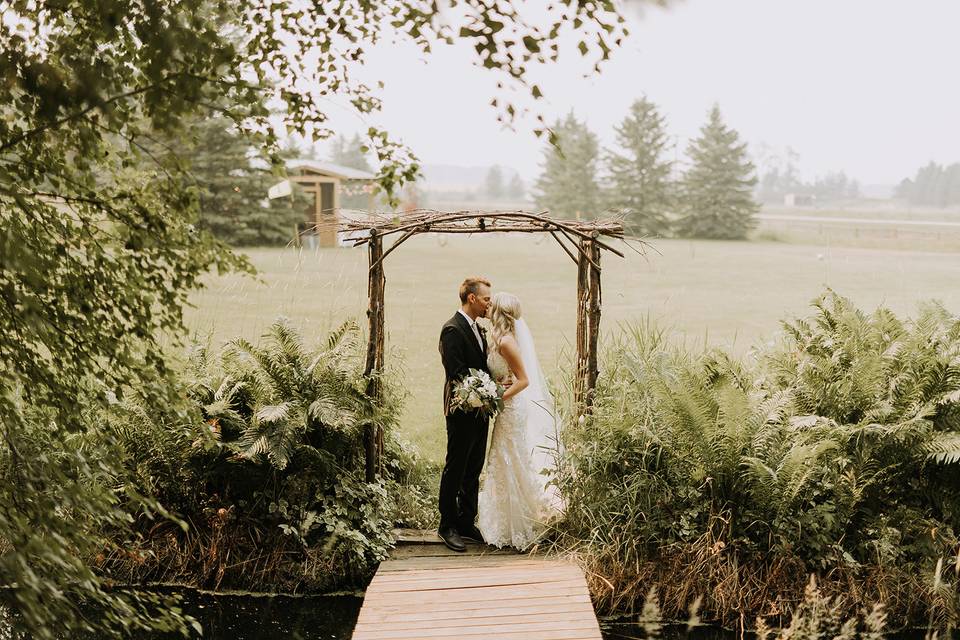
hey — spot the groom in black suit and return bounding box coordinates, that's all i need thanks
[437,277,493,552]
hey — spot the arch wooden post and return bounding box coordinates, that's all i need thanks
[575,236,602,413]
[363,230,386,482]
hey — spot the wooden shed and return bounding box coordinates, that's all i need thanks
[286,159,376,247]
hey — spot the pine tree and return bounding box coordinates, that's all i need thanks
[675,105,759,239]
[604,97,674,237]
[189,117,303,246]
[507,174,525,199]
[329,133,377,209]
[330,133,372,172]
[812,171,856,201]
[486,165,504,199]
[896,162,960,207]
[946,163,960,206]
[533,112,600,219]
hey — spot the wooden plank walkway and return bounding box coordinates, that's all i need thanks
[351,529,602,640]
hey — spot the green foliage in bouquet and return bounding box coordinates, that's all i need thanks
[451,368,505,417]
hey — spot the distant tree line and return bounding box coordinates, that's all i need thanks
[897,162,960,207]
[755,146,860,204]
[484,165,526,200]
[532,100,760,240]
[759,170,861,203]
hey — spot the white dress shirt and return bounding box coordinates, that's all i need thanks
[458,309,485,351]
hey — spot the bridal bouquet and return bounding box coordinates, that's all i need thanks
[451,368,504,417]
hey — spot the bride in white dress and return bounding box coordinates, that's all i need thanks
[478,292,564,550]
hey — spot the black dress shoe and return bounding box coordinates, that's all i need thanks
[458,525,485,544]
[437,527,466,552]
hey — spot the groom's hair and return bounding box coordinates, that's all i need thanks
[459,277,491,303]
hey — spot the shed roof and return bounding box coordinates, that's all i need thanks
[287,159,376,181]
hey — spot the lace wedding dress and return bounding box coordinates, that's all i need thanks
[477,320,563,550]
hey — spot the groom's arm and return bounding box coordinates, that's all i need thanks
[440,325,470,382]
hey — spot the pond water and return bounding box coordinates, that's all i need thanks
[3,590,953,639]
[175,591,363,639]
[180,594,950,640]
[171,591,732,640]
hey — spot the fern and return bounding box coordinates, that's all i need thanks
[925,433,960,464]
[565,293,960,581]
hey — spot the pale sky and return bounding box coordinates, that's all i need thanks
[320,0,960,186]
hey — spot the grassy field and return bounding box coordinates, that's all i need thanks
[184,234,960,461]
[754,211,960,252]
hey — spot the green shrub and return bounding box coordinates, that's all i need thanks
[95,319,431,591]
[555,292,960,628]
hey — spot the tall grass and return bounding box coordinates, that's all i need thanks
[554,291,960,629]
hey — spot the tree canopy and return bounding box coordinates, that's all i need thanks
[331,134,373,173]
[604,97,674,237]
[897,162,960,207]
[674,105,759,239]
[189,116,304,246]
[534,112,601,219]
[0,1,640,636]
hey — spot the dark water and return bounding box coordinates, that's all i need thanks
[176,591,363,639]
[174,595,945,640]
[0,592,363,639]
[177,594,734,639]
[600,621,738,640]
[3,591,954,639]
[600,620,956,640]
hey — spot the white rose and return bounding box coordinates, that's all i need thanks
[467,392,483,408]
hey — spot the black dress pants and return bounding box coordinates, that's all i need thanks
[438,411,489,531]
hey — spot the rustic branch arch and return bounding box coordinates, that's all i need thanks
[322,209,630,481]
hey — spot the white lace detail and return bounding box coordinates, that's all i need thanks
[478,345,561,550]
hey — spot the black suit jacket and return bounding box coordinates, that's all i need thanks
[439,312,490,417]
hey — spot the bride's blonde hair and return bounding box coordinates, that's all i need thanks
[489,292,522,346]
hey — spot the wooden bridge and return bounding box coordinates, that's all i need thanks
[351,529,603,640]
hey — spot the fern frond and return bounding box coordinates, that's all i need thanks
[924,433,960,464]
[308,397,358,432]
[256,401,294,423]
[778,438,840,501]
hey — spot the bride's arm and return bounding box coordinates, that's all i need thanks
[499,335,529,401]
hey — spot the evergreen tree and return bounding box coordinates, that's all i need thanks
[812,171,857,202]
[507,173,526,199]
[329,133,377,209]
[847,178,861,199]
[283,135,321,161]
[486,165,504,199]
[330,133,372,172]
[897,162,960,207]
[895,176,915,202]
[946,164,960,206]
[533,112,600,219]
[675,105,759,239]
[604,97,674,237]
[916,162,943,206]
[189,117,302,246]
